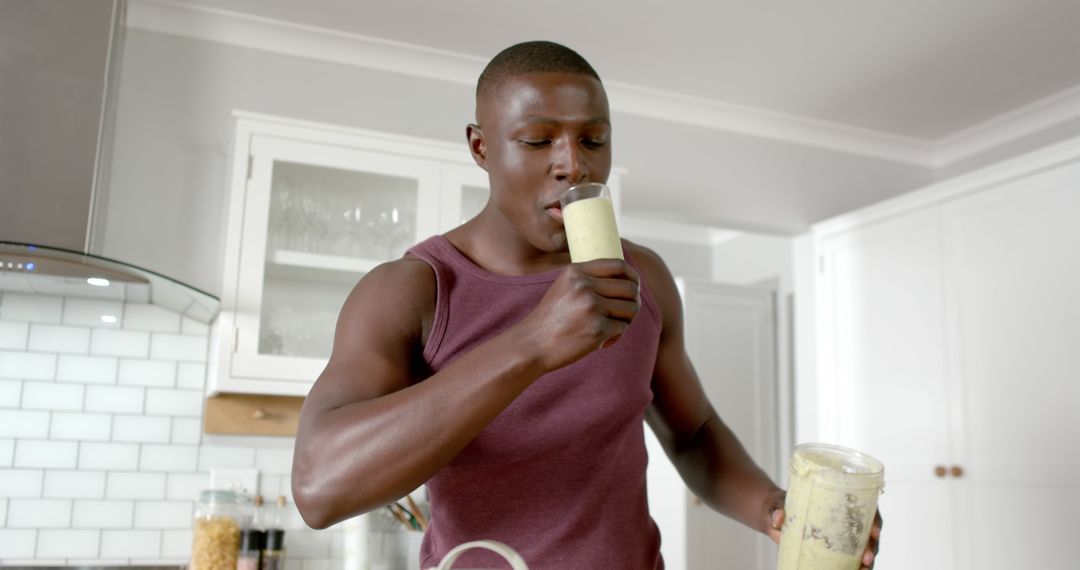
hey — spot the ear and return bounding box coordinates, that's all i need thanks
[466,123,487,170]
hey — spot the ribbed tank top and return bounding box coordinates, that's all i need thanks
[407,235,664,570]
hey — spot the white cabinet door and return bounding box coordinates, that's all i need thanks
[230,135,442,389]
[438,163,489,231]
[817,209,958,570]
[680,281,778,570]
[941,162,1080,570]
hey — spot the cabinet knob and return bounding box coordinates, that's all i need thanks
[934,465,947,478]
[950,465,964,478]
[251,408,268,420]
[691,494,702,506]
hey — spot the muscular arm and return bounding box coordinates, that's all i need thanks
[632,244,783,536]
[292,255,641,529]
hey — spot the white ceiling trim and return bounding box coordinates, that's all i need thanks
[126,0,932,165]
[126,0,1077,171]
[930,83,1080,167]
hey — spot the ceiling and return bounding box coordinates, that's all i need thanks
[177,0,1080,141]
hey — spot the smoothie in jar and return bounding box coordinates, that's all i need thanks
[777,443,884,570]
[560,183,623,263]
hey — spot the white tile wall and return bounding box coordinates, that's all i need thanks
[150,333,208,362]
[118,359,176,387]
[133,501,192,528]
[43,470,107,499]
[123,304,181,333]
[161,529,193,558]
[0,321,29,349]
[85,385,144,414]
[27,325,90,354]
[50,412,112,441]
[0,529,37,557]
[56,354,118,384]
[101,529,162,558]
[7,499,72,528]
[181,316,209,335]
[176,362,207,389]
[198,445,256,470]
[171,417,202,445]
[0,293,356,567]
[77,442,139,470]
[63,298,124,328]
[0,469,44,497]
[0,409,50,438]
[112,415,171,443]
[36,529,100,558]
[0,350,56,380]
[139,444,198,472]
[21,382,84,411]
[1,293,63,323]
[165,472,208,502]
[14,440,78,469]
[0,378,21,406]
[145,388,202,417]
[72,500,134,528]
[90,329,150,358]
[0,438,14,466]
[106,472,166,500]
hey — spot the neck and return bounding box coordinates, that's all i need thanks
[446,210,569,276]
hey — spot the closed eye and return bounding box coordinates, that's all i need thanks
[518,139,551,148]
[581,139,607,149]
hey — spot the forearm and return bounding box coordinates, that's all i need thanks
[292,325,544,528]
[672,415,782,534]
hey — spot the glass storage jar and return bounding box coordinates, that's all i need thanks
[190,490,248,570]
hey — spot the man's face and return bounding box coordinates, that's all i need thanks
[471,72,612,253]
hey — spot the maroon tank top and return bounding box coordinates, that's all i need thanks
[407,235,664,570]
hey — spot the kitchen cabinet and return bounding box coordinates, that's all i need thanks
[647,280,779,570]
[209,112,622,395]
[812,151,1080,569]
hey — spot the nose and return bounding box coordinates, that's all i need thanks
[552,137,588,184]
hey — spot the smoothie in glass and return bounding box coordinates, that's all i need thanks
[559,183,622,262]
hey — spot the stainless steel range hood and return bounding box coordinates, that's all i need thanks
[0,0,123,253]
[0,241,218,323]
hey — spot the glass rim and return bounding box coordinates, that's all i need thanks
[790,443,885,489]
[559,182,611,208]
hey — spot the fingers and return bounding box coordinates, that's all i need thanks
[598,298,640,324]
[577,258,639,283]
[592,277,640,302]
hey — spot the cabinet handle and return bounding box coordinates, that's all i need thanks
[950,466,964,478]
[934,465,947,478]
[251,408,267,420]
[691,494,702,506]
[233,328,239,352]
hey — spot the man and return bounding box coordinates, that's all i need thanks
[292,41,882,569]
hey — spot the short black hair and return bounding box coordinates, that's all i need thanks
[477,41,601,99]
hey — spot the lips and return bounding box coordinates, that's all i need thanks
[544,200,564,222]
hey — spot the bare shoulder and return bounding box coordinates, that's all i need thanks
[334,255,436,347]
[624,240,681,324]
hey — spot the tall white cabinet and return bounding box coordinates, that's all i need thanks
[810,142,1080,569]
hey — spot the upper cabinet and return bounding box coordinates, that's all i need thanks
[209,112,621,396]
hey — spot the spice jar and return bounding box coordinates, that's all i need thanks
[191,490,248,570]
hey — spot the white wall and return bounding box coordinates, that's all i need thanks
[100,29,936,296]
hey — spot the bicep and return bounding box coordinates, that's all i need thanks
[301,260,434,419]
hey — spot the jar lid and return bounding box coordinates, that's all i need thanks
[789,443,885,490]
[198,489,242,504]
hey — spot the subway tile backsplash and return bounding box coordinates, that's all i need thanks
[0,290,414,568]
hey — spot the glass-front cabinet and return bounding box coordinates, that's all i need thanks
[210,112,619,395]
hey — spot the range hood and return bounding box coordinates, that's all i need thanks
[0,241,218,323]
[0,1,218,321]
[0,0,122,254]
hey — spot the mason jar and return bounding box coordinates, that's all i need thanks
[190,490,249,570]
